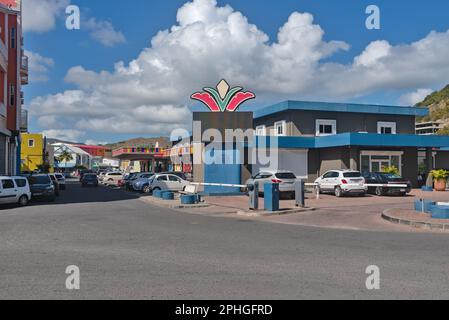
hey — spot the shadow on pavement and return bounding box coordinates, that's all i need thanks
[28,180,147,206]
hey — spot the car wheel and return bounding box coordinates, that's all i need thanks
[375,187,384,196]
[335,186,343,197]
[143,185,151,194]
[18,195,29,207]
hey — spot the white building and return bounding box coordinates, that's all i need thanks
[52,143,92,170]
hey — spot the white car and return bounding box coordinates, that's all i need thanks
[0,176,32,206]
[102,172,124,186]
[148,174,190,193]
[315,170,367,197]
[50,173,66,190]
[245,171,297,198]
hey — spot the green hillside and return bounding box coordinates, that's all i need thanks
[416,85,449,135]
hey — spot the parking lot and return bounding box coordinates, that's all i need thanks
[163,189,449,232]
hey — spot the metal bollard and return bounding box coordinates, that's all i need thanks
[248,182,259,210]
[295,180,305,208]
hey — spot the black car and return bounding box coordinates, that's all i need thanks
[363,172,412,196]
[80,169,94,182]
[81,174,99,187]
[48,174,60,196]
[28,174,56,201]
[123,173,138,190]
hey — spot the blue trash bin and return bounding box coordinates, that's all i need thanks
[264,183,280,212]
[153,190,163,198]
[162,192,174,200]
[181,195,196,205]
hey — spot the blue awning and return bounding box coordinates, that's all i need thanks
[255,133,449,149]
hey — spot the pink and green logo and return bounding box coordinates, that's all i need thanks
[191,80,255,112]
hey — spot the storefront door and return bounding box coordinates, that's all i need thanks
[360,151,403,175]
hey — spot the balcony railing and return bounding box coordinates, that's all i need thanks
[21,54,28,74]
[20,109,28,133]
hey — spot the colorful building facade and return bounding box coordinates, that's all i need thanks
[0,1,27,175]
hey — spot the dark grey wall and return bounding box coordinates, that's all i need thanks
[254,110,416,136]
[308,146,419,187]
[435,152,449,170]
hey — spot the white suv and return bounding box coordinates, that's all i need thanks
[0,176,32,206]
[315,170,367,197]
[102,172,123,186]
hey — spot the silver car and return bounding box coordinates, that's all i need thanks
[245,171,297,198]
[149,174,190,193]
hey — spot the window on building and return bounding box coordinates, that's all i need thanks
[10,84,15,106]
[255,125,266,136]
[10,27,16,49]
[316,119,337,136]
[378,122,397,135]
[28,139,35,148]
[274,121,287,136]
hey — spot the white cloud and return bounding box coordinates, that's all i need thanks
[29,0,449,138]
[25,50,55,82]
[42,129,85,142]
[23,0,69,33]
[85,139,109,146]
[84,18,126,47]
[399,88,434,106]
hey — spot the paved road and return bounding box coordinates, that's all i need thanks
[0,180,449,299]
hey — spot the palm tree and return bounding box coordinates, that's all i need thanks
[58,150,73,168]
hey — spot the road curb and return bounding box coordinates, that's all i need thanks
[236,207,316,217]
[139,196,211,209]
[382,208,449,231]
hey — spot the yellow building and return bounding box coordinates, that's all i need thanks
[21,133,46,172]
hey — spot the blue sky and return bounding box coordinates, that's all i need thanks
[24,0,449,144]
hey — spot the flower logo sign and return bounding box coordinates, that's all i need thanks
[191,80,256,112]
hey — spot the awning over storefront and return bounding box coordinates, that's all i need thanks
[112,147,168,160]
[255,133,449,149]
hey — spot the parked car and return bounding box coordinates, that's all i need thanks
[81,174,99,187]
[160,171,188,181]
[126,173,153,191]
[245,171,297,198]
[27,174,56,202]
[48,174,60,196]
[137,174,189,194]
[101,172,124,186]
[50,173,66,190]
[315,170,367,197]
[0,176,32,207]
[132,174,157,193]
[79,169,94,181]
[363,172,412,196]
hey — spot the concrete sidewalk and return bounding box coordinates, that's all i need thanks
[138,189,449,233]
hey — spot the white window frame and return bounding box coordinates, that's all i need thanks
[274,121,287,137]
[316,119,337,136]
[377,121,397,135]
[255,125,266,136]
[360,151,404,176]
[28,139,34,148]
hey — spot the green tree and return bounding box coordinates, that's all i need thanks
[58,150,73,168]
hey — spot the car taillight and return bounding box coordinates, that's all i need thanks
[341,179,348,184]
[271,179,282,184]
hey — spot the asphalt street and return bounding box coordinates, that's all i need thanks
[0,180,449,299]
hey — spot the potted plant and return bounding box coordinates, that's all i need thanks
[431,169,449,191]
[382,166,400,176]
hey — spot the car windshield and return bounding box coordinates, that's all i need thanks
[343,172,362,178]
[380,173,402,179]
[29,176,51,185]
[275,172,296,180]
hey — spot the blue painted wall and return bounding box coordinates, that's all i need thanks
[204,148,241,194]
